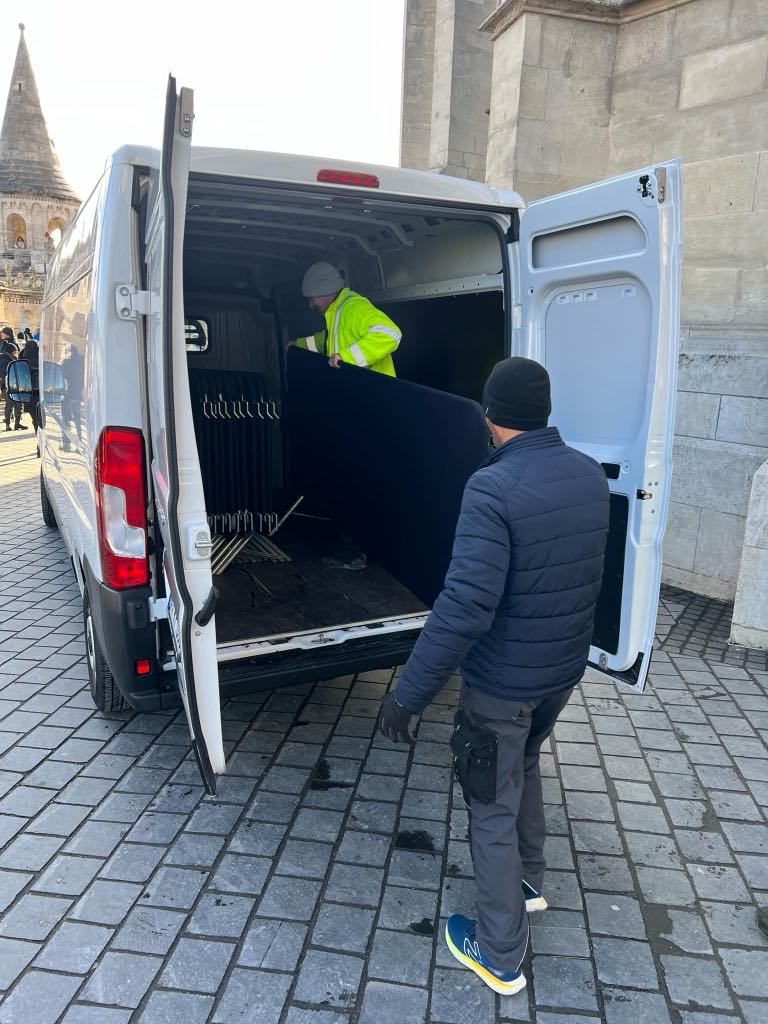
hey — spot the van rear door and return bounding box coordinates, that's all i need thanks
[145,77,224,792]
[516,161,682,692]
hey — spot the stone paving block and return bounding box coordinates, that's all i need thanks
[666,799,708,828]
[368,927,433,986]
[257,875,321,921]
[571,820,623,855]
[293,948,363,1009]
[577,854,634,893]
[0,892,70,939]
[0,936,39,989]
[651,905,713,954]
[741,1000,768,1024]
[228,819,285,857]
[136,990,214,1024]
[532,954,598,1012]
[661,954,734,1010]
[593,936,659,989]
[140,865,206,909]
[211,967,292,1023]
[688,862,751,901]
[531,911,590,957]
[112,905,186,954]
[0,833,63,871]
[325,862,384,907]
[585,893,646,938]
[101,843,165,882]
[0,868,32,913]
[312,902,375,954]
[430,966,495,1021]
[684,742,733,766]
[63,820,129,857]
[710,790,761,820]
[388,849,442,891]
[358,980,428,1024]
[565,790,615,821]
[186,892,254,938]
[160,936,235,992]
[720,948,768,998]
[602,987,673,1024]
[31,854,102,900]
[337,829,392,867]
[378,885,438,932]
[80,950,162,1008]
[0,969,81,1024]
[636,866,696,905]
[33,920,112,972]
[70,880,142,925]
[700,900,768,945]
[26,801,90,836]
[674,829,733,864]
[736,851,768,888]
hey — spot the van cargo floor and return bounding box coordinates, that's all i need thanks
[213,530,427,645]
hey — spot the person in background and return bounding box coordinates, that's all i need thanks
[287,262,401,376]
[22,333,40,433]
[377,357,609,997]
[0,328,25,431]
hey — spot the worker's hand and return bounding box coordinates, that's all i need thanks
[377,692,416,745]
[328,353,342,369]
[283,338,295,352]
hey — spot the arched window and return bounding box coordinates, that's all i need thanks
[6,213,27,249]
[46,216,67,248]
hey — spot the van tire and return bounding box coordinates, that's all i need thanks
[84,597,127,712]
[40,472,57,529]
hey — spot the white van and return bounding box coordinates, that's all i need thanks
[11,80,681,793]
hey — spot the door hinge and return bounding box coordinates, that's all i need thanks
[655,166,666,203]
[115,284,151,319]
[178,87,194,138]
[148,596,169,621]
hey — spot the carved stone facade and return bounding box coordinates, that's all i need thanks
[401,0,768,641]
[0,25,79,331]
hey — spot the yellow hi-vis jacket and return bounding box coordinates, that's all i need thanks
[295,288,400,376]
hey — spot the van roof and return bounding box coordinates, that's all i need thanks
[108,144,524,211]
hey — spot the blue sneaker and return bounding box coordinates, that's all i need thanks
[445,913,526,995]
[523,879,547,912]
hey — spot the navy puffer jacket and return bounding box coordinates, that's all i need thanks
[395,427,609,712]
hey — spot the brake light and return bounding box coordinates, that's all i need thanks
[95,427,149,589]
[317,168,380,188]
[135,658,152,675]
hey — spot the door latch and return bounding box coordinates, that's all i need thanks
[637,175,654,200]
[636,489,653,500]
[115,284,151,319]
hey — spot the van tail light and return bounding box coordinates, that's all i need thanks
[95,427,149,589]
[317,168,380,188]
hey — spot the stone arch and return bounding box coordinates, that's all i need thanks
[6,213,27,249]
[46,216,67,247]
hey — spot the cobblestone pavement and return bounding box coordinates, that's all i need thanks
[1,449,767,1023]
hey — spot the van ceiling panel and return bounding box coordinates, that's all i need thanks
[184,178,508,295]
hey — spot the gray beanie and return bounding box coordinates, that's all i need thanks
[301,262,344,298]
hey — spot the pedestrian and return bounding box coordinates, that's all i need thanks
[287,262,401,377]
[22,332,40,432]
[0,328,26,431]
[377,357,609,996]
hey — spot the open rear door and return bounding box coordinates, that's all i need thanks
[145,77,224,790]
[516,162,682,691]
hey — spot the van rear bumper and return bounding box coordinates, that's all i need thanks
[216,630,420,700]
[84,561,173,712]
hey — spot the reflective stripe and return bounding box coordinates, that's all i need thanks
[331,295,353,355]
[348,343,368,367]
[304,335,318,353]
[369,324,402,346]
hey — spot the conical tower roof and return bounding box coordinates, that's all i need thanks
[0,24,78,202]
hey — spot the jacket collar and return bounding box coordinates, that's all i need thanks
[487,426,563,464]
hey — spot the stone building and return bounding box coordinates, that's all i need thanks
[0,24,79,332]
[401,0,768,646]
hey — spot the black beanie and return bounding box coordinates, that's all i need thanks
[482,357,551,431]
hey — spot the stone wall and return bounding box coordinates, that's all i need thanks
[401,0,437,170]
[401,0,768,614]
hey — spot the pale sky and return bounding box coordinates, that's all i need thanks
[5,1,406,200]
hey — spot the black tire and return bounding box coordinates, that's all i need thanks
[84,596,127,712]
[40,472,57,529]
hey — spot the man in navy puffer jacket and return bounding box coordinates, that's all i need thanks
[378,356,609,997]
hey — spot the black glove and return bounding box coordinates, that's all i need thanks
[378,692,416,745]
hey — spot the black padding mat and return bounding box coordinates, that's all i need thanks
[286,347,489,607]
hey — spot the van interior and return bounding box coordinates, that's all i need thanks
[181,176,508,656]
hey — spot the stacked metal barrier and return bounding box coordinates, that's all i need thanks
[187,369,281,545]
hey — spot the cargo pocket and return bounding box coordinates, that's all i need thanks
[450,707,498,805]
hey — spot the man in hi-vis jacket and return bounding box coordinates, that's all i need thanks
[378,357,610,997]
[288,261,401,376]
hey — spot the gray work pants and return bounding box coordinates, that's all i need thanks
[459,681,573,971]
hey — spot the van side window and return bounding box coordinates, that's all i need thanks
[185,317,209,353]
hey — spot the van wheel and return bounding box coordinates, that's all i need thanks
[40,472,57,529]
[84,597,127,712]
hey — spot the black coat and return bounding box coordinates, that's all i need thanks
[395,427,610,711]
[22,339,39,389]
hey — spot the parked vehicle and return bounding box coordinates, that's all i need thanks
[7,79,681,792]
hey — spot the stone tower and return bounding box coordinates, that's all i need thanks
[0,23,79,332]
